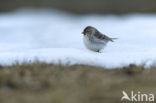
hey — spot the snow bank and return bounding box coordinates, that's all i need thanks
[0,9,156,68]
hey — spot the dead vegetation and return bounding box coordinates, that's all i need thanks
[0,62,155,103]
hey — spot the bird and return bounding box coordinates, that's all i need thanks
[82,26,117,52]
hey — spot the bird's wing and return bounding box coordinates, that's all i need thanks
[93,31,114,42]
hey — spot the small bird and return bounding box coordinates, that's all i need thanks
[82,26,117,52]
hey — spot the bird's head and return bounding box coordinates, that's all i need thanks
[82,26,97,36]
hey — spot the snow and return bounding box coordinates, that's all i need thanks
[0,9,156,68]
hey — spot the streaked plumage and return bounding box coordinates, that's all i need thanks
[82,26,117,52]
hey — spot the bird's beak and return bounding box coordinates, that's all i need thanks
[82,32,86,35]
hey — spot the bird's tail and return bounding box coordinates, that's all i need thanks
[110,38,118,42]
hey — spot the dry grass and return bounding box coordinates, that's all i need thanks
[0,62,156,103]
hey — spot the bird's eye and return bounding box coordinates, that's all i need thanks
[86,30,91,34]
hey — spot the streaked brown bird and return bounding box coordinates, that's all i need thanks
[82,26,117,52]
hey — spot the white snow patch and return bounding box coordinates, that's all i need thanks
[0,9,156,68]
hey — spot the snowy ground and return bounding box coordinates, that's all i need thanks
[0,9,156,68]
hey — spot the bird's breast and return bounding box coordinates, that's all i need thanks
[83,36,106,52]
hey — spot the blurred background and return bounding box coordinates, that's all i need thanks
[0,0,156,66]
[1,0,156,14]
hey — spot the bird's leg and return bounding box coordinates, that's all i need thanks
[97,50,100,53]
